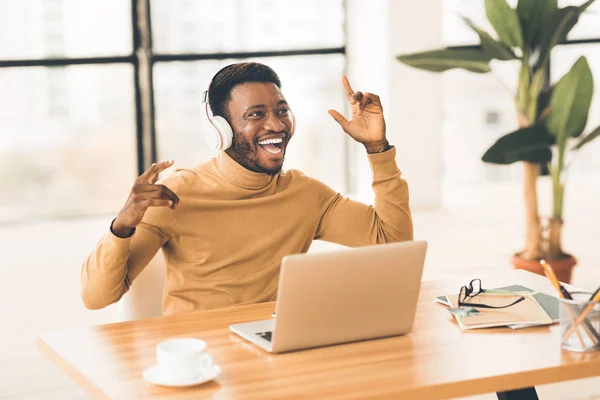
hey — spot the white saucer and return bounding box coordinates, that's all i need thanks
[143,365,221,387]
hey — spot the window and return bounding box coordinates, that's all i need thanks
[0,65,136,223]
[0,0,132,59]
[150,0,344,54]
[0,1,346,224]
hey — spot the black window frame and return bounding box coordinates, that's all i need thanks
[0,0,346,175]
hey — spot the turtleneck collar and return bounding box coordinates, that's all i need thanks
[215,151,276,189]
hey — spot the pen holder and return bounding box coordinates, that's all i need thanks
[559,293,600,353]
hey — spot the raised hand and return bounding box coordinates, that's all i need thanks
[328,76,389,153]
[112,160,180,238]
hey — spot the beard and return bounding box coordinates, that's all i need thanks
[226,132,288,176]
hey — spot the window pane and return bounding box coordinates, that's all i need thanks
[150,0,344,54]
[443,0,518,46]
[0,65,136,224]
[0,0,132,60]
[154,54,347,193]
[551,44,600,172]
[559,0,600,40]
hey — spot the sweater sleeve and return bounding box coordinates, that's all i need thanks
[309,146,413,246]
[80,173,182,310]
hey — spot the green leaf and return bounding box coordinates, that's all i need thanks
[485,0,523,48]
[574,125,600,150]
[517,0,557,51]
[580,0,597,12]
[396,48,492,74]
[545,56,594,141]
[536,7,580,69]
[462,17,518,61]
[482,125,555,164]
[519,148,553,164]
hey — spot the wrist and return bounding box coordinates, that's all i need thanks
[364,139,390,154]
[111,218,136,239]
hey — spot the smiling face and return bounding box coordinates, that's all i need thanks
[224,82,294,175]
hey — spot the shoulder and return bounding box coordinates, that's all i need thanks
[280,168,313,187]
[158,160,213,193]
[281,168,306,180]
[280,169,337,197]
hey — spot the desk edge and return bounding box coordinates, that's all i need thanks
[36,334,111,400]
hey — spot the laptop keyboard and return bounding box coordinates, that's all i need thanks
[256,331,273,342]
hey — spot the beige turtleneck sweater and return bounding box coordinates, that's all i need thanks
[81,147,413,315]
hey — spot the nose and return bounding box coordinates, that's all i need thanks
[264,112,285,132]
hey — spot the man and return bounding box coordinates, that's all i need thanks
[81,62,413,315]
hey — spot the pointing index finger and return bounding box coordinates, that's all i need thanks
[138,160,174,183]
[342,76,357,105]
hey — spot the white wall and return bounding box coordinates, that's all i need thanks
[346,0,443,208]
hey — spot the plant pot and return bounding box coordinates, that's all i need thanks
[511,254,577,284]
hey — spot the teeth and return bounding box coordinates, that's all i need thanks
[258,137,283,145]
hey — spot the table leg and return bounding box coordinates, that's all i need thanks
[496,387,539,400]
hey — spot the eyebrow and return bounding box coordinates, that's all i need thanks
[245,100,288,112]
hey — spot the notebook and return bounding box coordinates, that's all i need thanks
[437,285,558,330]
[437,284,560,322]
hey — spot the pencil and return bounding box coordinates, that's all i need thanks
[540,259,600,343]
[539,260,588,347]
[539,259,563,294]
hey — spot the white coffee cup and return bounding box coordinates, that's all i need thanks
[156,338,212,382]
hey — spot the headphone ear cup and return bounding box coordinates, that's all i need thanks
[203,124,223,150]
[210,116,233,151]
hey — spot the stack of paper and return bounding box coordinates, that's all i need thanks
[444,292,553,330]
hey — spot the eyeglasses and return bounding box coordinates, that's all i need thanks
[458,279,526,309]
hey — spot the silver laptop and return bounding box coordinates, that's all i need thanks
[229,240,428,353]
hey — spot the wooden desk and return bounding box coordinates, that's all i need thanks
[38,271,600,399]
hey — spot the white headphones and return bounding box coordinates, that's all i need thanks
[201,90,233,151]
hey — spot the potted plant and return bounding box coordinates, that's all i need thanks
[396,0,600,282]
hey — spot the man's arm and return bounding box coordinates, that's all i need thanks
[80,218,170,309]
[80,161,180,310]
[308,146,413,246]
[313,76,412,245]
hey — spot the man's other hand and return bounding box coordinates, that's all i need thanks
[328,76,389,153]
[112,160,180,238]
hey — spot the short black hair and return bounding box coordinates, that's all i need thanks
[208,62,282,121]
